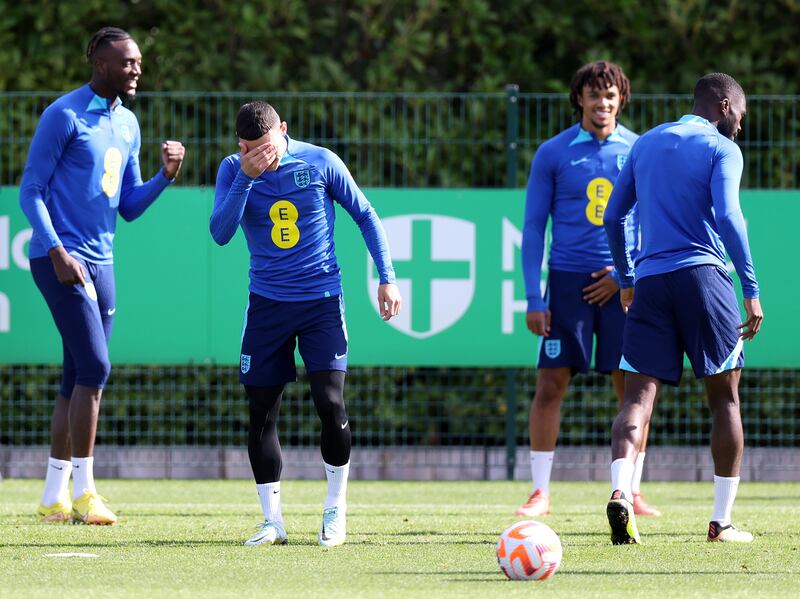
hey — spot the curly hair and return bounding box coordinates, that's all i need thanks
[569,61,631,120]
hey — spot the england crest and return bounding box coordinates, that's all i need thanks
[293,170,311,188]
[544,339,561,358]
[240,354,251,374]
[616,153,628,170]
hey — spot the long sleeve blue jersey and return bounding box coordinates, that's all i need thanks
[522,123,640,312]
[210,136,396,301]
[19,84,172,264]
[604,114,759,298]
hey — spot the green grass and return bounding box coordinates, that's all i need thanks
[1,480,799,598]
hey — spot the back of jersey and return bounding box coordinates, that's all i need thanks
[630,115,739,277]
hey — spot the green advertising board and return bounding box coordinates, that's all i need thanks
[0,187,796,367]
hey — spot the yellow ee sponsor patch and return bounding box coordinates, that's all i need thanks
[101,147,123,198]
[585,177,613,226]
[269,200,300,248]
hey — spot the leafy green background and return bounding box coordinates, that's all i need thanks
[2,0,798,94]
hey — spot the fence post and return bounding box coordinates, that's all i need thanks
[505,84,520,188]
[505,368,518,480]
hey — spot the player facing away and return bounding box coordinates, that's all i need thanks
[19,27,185,524]
[518,61,660,518]
[603,73,762,544]
[210,102,401,547]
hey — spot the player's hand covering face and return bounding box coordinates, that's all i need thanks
[161,140,185,179]
[378,283,402,321]
[239,141,280,179]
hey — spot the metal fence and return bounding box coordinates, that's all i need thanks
[2,90,799,479]
[1,90,798,188]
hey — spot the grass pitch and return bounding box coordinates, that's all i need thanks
[1,479,799,598]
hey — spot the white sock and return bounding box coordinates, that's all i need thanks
[256,482,283,524]
[711,475,740,527]
[71,456,97,499]
[631,452,646,494]
[529,450,554,494]
[324,461,349,510]
[41,458,72,506]
[610,458,635,498]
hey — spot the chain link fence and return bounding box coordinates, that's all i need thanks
[1,90,799,478]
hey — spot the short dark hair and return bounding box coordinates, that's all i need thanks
[694,73,745,105]
[86,27,132,63]
[236,102,281,140]
[569,61,631,120]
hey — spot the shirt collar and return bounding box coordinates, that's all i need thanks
[279,135,293,165]
[568,124,630,147]
[85,86,122,113]
[678,114,713,127]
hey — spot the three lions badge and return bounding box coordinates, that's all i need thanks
[293,170,310,188]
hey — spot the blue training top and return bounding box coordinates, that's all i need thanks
[210,136,396,301]
[19,84,172,264]
[604,114,759,299]
[522,123,640,312]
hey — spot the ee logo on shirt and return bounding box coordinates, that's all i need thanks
[101,147,123,198]
[585,177,613,226]
[269,200,300,249]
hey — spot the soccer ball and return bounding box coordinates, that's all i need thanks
[496,520,562,581]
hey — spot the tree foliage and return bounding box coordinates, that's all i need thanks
[1,0,799,94]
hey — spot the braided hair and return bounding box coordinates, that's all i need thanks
[569,61,631,121]
[86,27,132,64]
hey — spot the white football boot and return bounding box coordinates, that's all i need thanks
[319,506,346,547]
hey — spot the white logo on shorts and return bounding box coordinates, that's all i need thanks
[240,354,251,374]
[84,282,98,302]
[544,339,561,358]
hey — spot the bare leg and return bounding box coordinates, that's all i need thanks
[69,385,102,457]
[50,394,71,460]
[611,372,660,461]
[613,370,649,452]
[704,369,743,477]
[528,367,571,450]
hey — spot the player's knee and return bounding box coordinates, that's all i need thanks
[535,371,570,404]
[76,354,111,388]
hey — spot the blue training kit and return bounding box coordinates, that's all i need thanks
[239,293,349,386]
[30,257,116,393]
[19,84,172,264]
[19,84,173,395]
[211,136,395,301]
[522,123,638,373]
[604,114,758,298]
[538,270,626,374]
[522,123,639,313]
[604,114,759,383]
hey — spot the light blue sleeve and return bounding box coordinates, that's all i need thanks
[323,150,396,284]
[118,122,172,222]
[603,153,638,288]
[18,105,75,251]
[710,142,759,298]
[521,148,553,312]
[210,158,252,246]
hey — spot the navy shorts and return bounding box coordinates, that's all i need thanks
[30,256,116,396]
[537,270,626,374]
[239,292,348,387]
[620,265,744,386]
